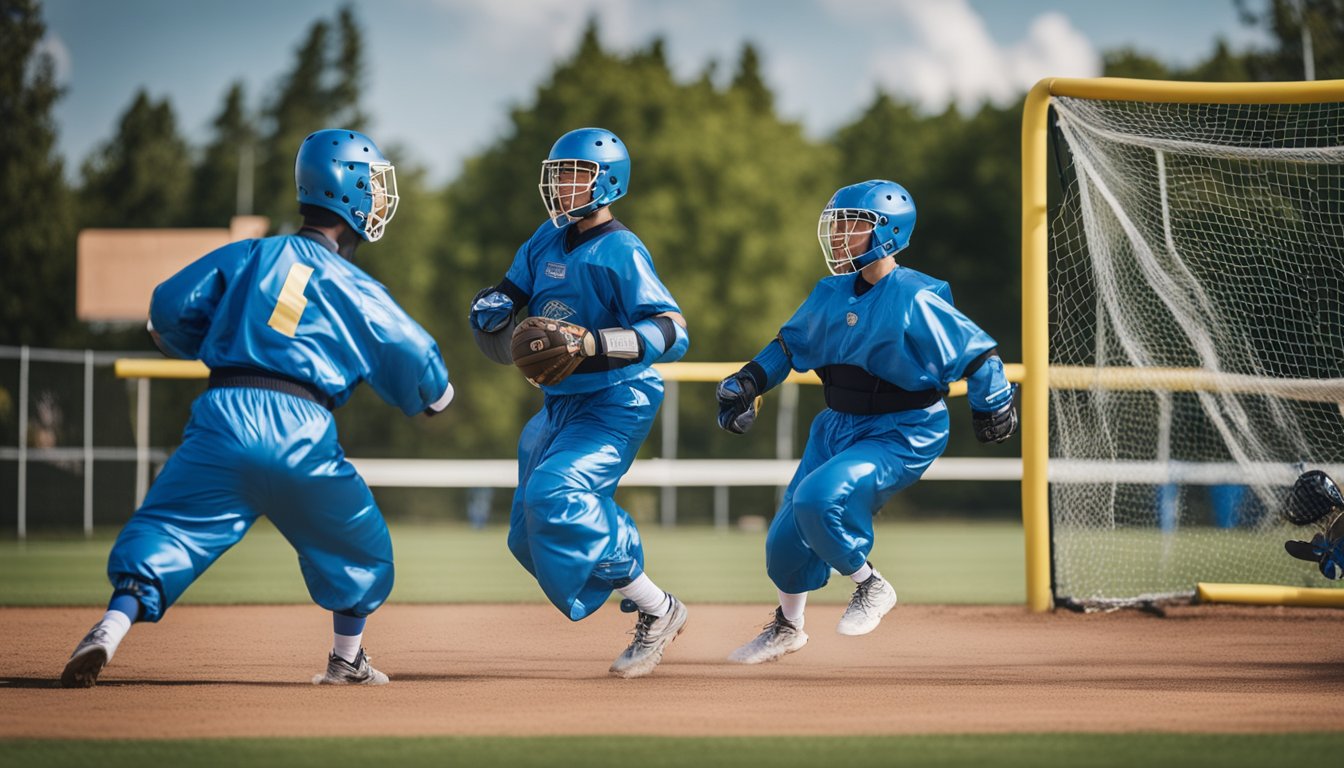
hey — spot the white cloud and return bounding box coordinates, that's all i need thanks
[428,0,640,59]
[36,33,73,85]
[829,0,1099,112]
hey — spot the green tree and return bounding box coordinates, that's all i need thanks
[255,18,331,227]
[78,89,191,228]
[730,43,772,112]
[0,0,74,345]
[330,4,368,131]
[186,81,255,226]
[1102,48,1174,79]
[1238,0,1344,80]
[254,4,370,230]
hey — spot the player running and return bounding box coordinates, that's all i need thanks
[59,129,453,688]
[468,127,690,678]
[718,180,1017,664]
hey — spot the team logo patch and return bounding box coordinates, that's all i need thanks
[846,312,858,327]
[544,262,567,279]
[540,300,576,321]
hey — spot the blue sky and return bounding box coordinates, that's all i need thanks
[41,0,1271,187]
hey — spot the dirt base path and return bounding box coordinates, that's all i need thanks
[4,604,1343,739]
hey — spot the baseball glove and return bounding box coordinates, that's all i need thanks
[510,316,595,386]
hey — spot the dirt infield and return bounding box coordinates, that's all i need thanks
[4,603,1343,739]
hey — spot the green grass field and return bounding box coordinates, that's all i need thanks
[0,520,1027,606]
[7,734,1344,768]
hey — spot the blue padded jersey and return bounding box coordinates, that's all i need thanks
[148,231,450,416]
[758,266,1006,408]
[503,219,683,395]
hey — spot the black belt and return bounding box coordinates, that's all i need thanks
[208,367,333,410]
[819,364,941,415]
[574,355,639,375]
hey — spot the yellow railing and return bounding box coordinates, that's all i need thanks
[113,358,1033,400]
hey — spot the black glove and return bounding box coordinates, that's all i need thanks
[1283,469,1344,526]
[1285,534,1344,580]
[716,371,760,434]
[972,402,1018,444]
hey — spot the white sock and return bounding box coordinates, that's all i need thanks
[617,573,670,617]
[850,562,874,583]
[777,591,807,626]
[333,633,363,663]
[98,609,133,656]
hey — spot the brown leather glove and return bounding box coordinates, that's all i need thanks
[510,316,595,386]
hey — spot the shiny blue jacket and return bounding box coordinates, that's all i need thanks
[148,232,450,415]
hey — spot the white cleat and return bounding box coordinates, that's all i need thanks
[60,622,120,688]
[728,607,808,664]
[609,595,688,679]
[836,570,897,636]
[312,648,390,685]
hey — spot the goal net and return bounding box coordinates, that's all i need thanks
[1046,90,1344,608]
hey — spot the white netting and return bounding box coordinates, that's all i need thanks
[1048,95,1344,607]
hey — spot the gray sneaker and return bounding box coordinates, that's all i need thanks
[311,648,389,686]
[728,607,808,664]
[836,569,897,636]
[60,622,119,688]
[609,595,688,679]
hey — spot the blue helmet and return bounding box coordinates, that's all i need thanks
[817,180,916,275]
[295,129,399,242]
[538,127,630,227]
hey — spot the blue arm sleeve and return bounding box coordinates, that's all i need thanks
[966,354,1014,412]
[747,338,792,392]
[632,315,690,364]
[147,241,249,359]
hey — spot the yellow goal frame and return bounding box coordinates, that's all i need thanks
[1021,77,1344,612]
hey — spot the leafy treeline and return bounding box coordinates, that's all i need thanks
[2,1,1334,483]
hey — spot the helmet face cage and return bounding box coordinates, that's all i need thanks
[818,208,881,275]
[360,162,398,242]
[538,158,601,227]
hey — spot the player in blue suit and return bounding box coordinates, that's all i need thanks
[59,129,453,688]
[719,180,1017,664]
[469,127,691,678]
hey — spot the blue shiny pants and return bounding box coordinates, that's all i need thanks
[765,403,950,594]
[508,372,662,620]
[106,388,393,621]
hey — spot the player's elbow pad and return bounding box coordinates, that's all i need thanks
[473,323,515,365]
[634,316,689,364]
